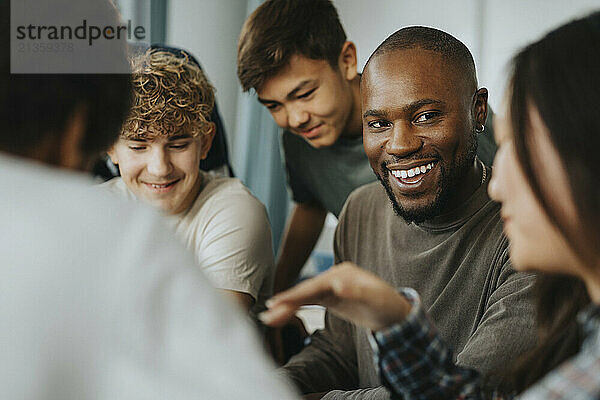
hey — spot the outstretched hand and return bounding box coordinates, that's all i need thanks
[260,262,412,332]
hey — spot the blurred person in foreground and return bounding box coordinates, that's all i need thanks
[0,1,295,398]
[262,10,600,400]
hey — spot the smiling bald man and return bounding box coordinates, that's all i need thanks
[278,26,536,400]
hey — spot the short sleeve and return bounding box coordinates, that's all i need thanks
[195,188,274,302]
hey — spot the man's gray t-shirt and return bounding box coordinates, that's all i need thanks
[282,109,497,216]
[281,172,536,399]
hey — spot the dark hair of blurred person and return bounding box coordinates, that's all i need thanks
[1,1,131,169]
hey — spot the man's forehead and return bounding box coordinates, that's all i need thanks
[367,46,449,67]
[364,48,449,82]
[362,50,466,106]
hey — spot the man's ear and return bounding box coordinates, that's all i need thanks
[199,122,216,160]
[473,88,489,130]
[338,41,358,81]
[106,145,118,165]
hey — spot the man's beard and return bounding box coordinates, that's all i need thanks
[375,131,478,224]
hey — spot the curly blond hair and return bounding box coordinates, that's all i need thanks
[121,49,215,139]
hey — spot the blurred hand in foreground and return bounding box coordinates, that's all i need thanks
[260,263,412,332]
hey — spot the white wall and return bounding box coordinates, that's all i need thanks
[335,0,482,70]
[480,0,599,109]
[166,0,247,172]
[334,0,599,110]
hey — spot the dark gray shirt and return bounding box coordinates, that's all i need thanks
[281,172,536,399]
[282,132,374,217]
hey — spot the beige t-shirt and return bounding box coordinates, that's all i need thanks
[101,172,274,316]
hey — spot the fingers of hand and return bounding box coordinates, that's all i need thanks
[259,302,297,327]
[267,272,336,308]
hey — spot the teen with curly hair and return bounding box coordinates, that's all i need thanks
[104,49,274,315]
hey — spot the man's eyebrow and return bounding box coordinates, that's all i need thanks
[257,97,278,105]
[257,79,316,104]
[285,79,315,99]
[362,99,446,119]
[363,109,390,119]
[126,137,148,142]
[402,99,446,114]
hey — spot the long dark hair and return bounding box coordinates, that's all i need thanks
[502,11,600,392]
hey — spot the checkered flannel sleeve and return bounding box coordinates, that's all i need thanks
[371,288,493,400]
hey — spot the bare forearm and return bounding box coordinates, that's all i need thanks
[274,202,327,293]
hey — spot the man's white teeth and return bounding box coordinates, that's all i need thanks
[390,162,435,179]
[151,183,170,188]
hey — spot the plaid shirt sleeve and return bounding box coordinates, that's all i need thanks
[369,288,498,400]
[518,304,600,400]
